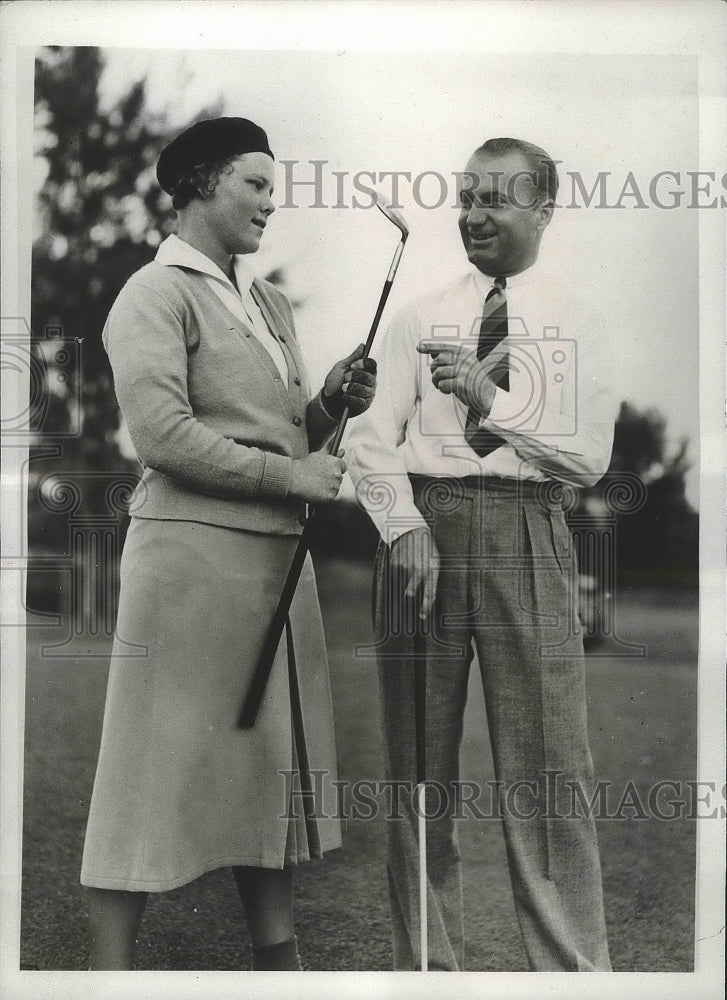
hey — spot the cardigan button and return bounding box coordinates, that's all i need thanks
[292,416,302,426]
[293,376,301,386]
[279,336,286,343]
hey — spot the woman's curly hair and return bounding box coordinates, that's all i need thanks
[169,155,240,210]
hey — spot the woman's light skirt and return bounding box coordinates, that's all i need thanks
[81,517,341,892]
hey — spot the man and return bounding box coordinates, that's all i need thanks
[347,138,615,971]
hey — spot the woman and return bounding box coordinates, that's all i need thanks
[80,117,376,970]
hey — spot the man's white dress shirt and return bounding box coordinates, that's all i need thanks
[347,258,617,542]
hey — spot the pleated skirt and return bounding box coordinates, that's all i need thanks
[81,516,341,892]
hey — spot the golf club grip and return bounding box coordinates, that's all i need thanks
[328,407,350,457]
[237,522,313,728]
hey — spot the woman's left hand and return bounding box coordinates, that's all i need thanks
[323,343,377,418]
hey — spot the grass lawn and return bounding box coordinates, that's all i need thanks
[20,557,698,972]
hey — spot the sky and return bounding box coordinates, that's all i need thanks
[99,46,703,506]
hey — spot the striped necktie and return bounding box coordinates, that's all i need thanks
[464,276,509,457]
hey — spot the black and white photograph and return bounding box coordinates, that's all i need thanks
[1,2,724,999]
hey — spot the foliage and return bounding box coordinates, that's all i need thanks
[573,401,698,587]
[607,404,697,584]
[609,401,688,485]
[29,46,220,569]
[32,46,220,470]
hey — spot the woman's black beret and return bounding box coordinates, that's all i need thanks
[157,117,274,194]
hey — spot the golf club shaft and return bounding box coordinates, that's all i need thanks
[237,519,313,728]
[237,235,407,730]
[415,659,426,785]
[418,782,428,972]
[414,628,428,971]
[328,246,404,455]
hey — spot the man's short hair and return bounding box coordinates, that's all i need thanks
[474,137,559,204]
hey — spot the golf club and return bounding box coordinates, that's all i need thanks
[414,628,428,972]
[237,192,410,729]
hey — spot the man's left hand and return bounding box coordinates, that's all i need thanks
[323,343,377,418]
[417,341,496,417]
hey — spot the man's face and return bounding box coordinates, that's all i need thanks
[458,150,553,277]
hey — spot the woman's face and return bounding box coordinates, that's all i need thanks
[204,152,276,255]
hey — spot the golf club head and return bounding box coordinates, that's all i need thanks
[375,191,409,239]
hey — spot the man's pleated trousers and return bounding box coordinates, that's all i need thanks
[373,475,611,972]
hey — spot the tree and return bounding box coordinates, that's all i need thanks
[32,46,222,471]
[580,402,698,586]
[28,47,220,612]
[609,401,668,483]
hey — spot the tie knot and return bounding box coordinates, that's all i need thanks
[485,276,506,303]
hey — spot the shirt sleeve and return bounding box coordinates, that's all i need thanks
[346,305,429,543]
[482,306,617,488]
[104,280,293,500]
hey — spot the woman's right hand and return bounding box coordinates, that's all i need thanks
[289,452,346,503]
